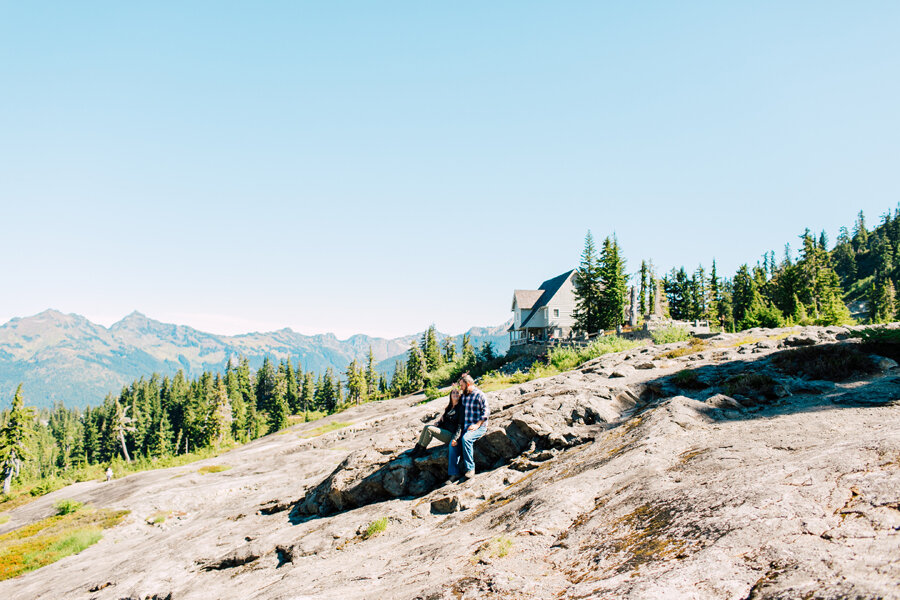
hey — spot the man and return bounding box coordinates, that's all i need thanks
[448,373,488,481]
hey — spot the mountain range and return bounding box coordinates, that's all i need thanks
[0,310,510,409]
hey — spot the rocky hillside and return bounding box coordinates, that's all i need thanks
[1,325,898,599]
[0,310,510,408]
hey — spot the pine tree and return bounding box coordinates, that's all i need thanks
[406,340,426,391]
[209,379,233,444]
[665,267,691,320]
[301,372,315,417]
[871,279,897,323]
[268,369,289,433]
[320,369,337,413]
[853,210,868,251]
[0,384,36,495]
[732,264,761,327]
[597,235,627,329]
[573,230,602,333]
[832,227,857,284]
[639,260,649,316]
[282,358,299,415]
[345,360,367,405]
[422,325,442,372]
[149,408,173,457]
[870,236,896,323]
[442,336,456,363]
[709,260,720,326]
[390,359,408,396]
[365,347,378,399]
[255,356,277,420]
[478,341,496,362]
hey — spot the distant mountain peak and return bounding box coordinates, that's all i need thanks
[112,310,158,326]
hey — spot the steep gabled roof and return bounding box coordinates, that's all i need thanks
[512,290,545,311]
[519,270,575,328]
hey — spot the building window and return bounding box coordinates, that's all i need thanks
[553,308,559,318]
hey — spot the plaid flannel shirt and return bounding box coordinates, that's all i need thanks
[460,389,489,431]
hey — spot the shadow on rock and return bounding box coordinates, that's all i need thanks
[641,340,900,422]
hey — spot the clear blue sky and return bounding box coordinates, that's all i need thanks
[1,2,898,337]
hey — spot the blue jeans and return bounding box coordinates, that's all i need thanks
[448,425,486,476]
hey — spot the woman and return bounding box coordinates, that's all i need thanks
[410,389,462,458]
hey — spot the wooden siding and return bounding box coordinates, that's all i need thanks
[546,273,577,329]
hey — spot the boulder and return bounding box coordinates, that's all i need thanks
[431,495,460,514]
[784,334,817,347]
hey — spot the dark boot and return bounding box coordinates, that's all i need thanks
[410,444,426,458]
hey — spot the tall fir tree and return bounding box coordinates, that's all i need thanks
[442,336,456,362]
[406,340,426,391]
[365,348,378,399]
[638,260,649,316]
[573,230,602,333]
[422,325,442,372]
[0,384,36,495]
[597,235,627,329]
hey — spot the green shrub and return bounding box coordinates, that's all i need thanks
[741,304,786,329]
[53,499,83,516]
[850,326,900,344]
[548,336,642,372]
[672,369,707,389]
[725,373,776,398]
[651,326,691,345]
[30,479,65,498]
[424,386,443,401]
[363,517,388,539]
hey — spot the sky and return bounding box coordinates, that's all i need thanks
[1,2,898,338]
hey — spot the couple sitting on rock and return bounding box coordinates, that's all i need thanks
[410,373,489,482]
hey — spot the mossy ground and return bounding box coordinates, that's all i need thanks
[300,421,351,438]
[472,535,513,563]
[0,507,129,581]
[197,464,232,475]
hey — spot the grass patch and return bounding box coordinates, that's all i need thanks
[664,337,708,359]
[287,410,329,426]
[146,510,171,525]
[771,343,878,382]
[473,535,513,563]
[651,326,692,345]
[363,517,388,540]
[478,381,516,393]
[480,337,643,390]
[0,507,129,581]
[53,499,83,516]
[549,336,644,372]
[301,421,351,438]
[197,465,231,475]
